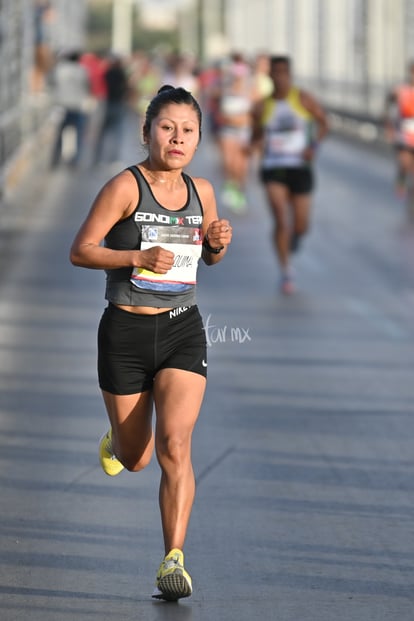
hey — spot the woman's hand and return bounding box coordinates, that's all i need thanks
[205,219,232,249]
[138,246,175,273]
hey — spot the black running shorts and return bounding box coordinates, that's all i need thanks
[260,166,314,194]
[98,304,207,395]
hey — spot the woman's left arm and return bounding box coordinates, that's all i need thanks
[193,177,233,266]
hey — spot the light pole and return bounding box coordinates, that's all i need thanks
[112,0,133,56]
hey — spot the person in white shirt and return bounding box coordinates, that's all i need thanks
[50,50,91,168]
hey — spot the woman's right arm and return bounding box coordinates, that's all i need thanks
[70,171,174,274]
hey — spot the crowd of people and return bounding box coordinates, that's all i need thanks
[49,49,131,168]
[53,46,414,295]
[49,47,334,296]
[66,45,332,603]
[49,49,204,170]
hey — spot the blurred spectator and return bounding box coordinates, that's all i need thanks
[163,52,200,96]
[385,60,414,200]
[128,51,161,128]
[94,55,130,166]
[215,53,256,212]
[50,50,91,168]
[197,60,222,140]
[80,50,109,166]
[252,53,274,101]
[80,51,109,101]
[249,53,274,172]
[32,0,54,92]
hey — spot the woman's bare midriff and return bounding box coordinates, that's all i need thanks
[220,112,251,127]
[115,304,173,315]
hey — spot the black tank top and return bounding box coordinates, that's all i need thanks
[104,166,204,308]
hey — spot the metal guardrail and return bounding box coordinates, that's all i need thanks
[326,107,392,156]
[0,93,56,205]
[0,0,88,207]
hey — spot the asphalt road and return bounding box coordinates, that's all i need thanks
[0,118,414,621]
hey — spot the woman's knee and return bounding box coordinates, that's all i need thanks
[156,431,192,470]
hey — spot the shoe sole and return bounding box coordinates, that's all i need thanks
[154,571,192,601]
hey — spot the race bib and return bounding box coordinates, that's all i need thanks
[131,225,202,292]
[267,129,307,156]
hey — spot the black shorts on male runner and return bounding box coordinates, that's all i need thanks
[98,303,207,395]
[260,166,314,194]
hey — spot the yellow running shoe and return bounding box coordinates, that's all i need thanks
[99,429,124,476]
[152,548,192,601]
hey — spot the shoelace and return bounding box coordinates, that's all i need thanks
[164,556,180,570]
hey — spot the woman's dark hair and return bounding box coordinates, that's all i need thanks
[142,85,202,141]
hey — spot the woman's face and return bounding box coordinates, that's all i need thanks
[146,103,200,169]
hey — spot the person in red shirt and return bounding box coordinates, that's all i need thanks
[93,54,130,165]
[80,51,108,100]
[80,51,109,166]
